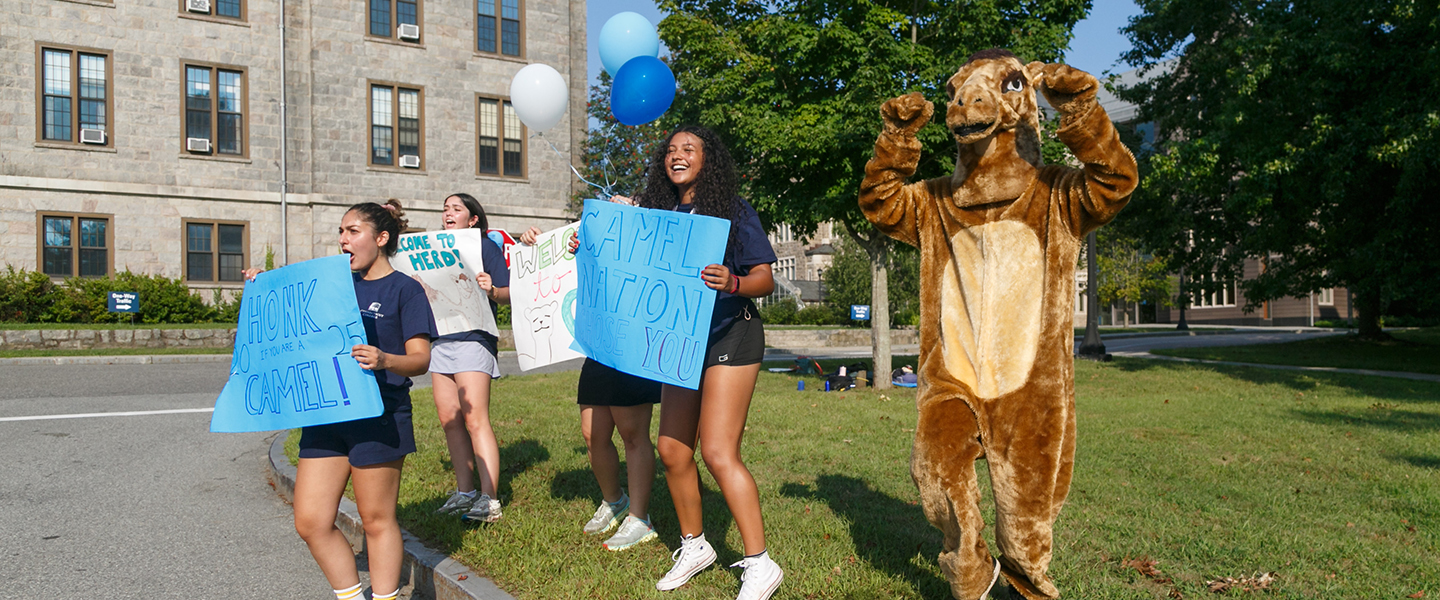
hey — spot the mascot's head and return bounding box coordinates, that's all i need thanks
[944,48,1043,166]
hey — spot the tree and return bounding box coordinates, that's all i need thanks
[1094,231,1171,326]
[824,235,921,327]
[657,0,1090,385]
[572,72,669,212]
[1118,0,1440,339]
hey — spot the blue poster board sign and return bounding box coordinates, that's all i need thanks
[107,292,139,313]
[850,304,871,321]
[210,255,384,433]
[572,199,730,389]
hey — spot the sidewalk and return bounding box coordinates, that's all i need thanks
[1113,351,1440,383]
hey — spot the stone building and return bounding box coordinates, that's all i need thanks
[1,0,586,297]
[767,220,841,305]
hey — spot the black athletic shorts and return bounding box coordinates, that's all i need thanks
[298,398,416,467]
[704,306,766,369]
[576,358,662,406]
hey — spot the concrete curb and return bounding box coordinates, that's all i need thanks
[1114,351,1440,383]
[0,353,231,366]
[266,434,516,600]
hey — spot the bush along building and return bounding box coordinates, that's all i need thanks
[1,0,587,301]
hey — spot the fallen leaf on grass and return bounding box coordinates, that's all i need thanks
[1207,572,1276,593]
[1407,591,1424,599]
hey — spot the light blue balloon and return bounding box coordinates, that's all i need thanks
[610,55,675,126]
[598,12,660,77]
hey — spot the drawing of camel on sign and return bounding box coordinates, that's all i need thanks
[509,222,585,371]
[392,229,499,338]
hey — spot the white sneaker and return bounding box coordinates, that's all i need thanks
[603,514,658,551]
[583,493,629,535]
[460,494,502,523]
[730,551,783,600]
[655,533,716,591]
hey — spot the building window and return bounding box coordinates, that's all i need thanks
[370,83,423,168]
[37,45,112,146]
[184,64,246,156]
[370,0,421,42]
[38,213,111,278]
[477,96,524,177]
[185,221,247,282]
[1317,288,1335,306]
[477,0,522,56]
[179,0,244,20]
[1192,273,1237,308]
[775,257,796,281]
[1075,273,1087,313]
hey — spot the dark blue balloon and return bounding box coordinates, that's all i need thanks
[610,56,676,126]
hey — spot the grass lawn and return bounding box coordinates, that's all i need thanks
[289,359,1437,599]
[1153,327,1440,376]
[0,346,230,358]
[0,322,235,330]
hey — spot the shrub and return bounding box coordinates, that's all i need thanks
[0,266,61,322]
[59,271,218,324]
[759,299,799,325]
[213,288,243,324]
[795,304,844,325]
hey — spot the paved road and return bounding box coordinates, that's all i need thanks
[1082,329,1343,354]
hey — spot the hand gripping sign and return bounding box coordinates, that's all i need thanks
[509,222,586,371]
[392,229,500,338]
[211,255,383,433]
[573,199,730,389]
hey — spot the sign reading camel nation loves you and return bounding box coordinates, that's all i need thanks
[573,199,730,389]
[392,229,500,338]
[509,222,586,371]
[211,255,384,433]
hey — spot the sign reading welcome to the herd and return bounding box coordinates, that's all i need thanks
[573,199,729,390]
[509,222,586,371]
[392,229,500,338]
[211,255,383,433]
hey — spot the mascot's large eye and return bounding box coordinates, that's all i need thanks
[1004,77,1025,93]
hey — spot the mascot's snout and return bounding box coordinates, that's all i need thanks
[944,52,1041,146]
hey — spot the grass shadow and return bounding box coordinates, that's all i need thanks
[1106,356,1440,404]
[780,474,949,597]
[1388,453,1440,470]
[497,438,550,501]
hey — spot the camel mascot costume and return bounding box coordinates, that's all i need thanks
[859,49,1137,599]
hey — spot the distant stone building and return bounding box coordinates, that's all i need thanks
[1,0,586,297]
[767,220,841,305]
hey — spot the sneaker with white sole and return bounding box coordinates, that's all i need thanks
[603,515,658,551]
[583,494,629,535]
[435,490,478,515]
[730,551,783,600]
[655,533,716,591]
[460,494,502,523]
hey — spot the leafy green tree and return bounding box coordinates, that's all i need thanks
[572,72,669,212]
[823,235,921,327]
[1095,231,1171,326]
[658,0,1090,385]
[1118,0,1440,338]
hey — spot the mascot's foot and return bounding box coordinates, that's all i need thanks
[998,559,1059,600]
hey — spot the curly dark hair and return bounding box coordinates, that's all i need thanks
[633,125,741,237]
[346,199,408,256]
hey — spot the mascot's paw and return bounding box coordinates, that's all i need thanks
[1026,62,1098,117]
[880,92,935,137]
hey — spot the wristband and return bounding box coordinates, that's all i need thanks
[730,276,741,295]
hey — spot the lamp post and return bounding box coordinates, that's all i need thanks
[1077,231,1108,360]
[1176,265,1189,331]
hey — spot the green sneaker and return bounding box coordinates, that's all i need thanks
[583,493,628,535]
[602,515,657,551]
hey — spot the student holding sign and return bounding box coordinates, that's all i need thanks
[609,126,783,600]
[427,193,514,524]
[246,199,438,600]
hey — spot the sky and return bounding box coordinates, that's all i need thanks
[583,0,1145,92]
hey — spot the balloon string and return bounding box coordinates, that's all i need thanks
[534,132,614,200]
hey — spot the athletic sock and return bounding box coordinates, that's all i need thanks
[371,589,399,600]
[459,489,478,498]
[333,584,363,600]
[608,492,629,510]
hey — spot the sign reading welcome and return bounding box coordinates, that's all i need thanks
[211,255,383,433]
[573,199,729,389]
[509,222,586,371]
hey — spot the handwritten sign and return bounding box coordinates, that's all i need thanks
[573,199,729,389]
[392,229,499,338]
[211,255,384,433]
[509,222,586,371]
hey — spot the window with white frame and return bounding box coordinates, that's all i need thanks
[1317,288,1334,306]
[1192,273,1237,308]
[775,257,796,281]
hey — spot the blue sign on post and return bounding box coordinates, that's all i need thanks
[107,292,139,313]
[851,304,871,321]
[572,199,730,390]
[210,255,384,433]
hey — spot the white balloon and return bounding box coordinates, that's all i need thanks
[509,63,569,133]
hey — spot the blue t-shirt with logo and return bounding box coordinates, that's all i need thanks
[675,198,777,337]
[354,270,439,409]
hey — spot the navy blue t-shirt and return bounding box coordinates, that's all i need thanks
[435,235,510,355]
[675,198,777,336]
[354,270,439,408]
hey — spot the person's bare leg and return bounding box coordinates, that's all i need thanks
[696,363,767,555]
[657,384,703,536]
[580,405,623,503]
[350,459,405,596]
[432,373,476,492]
[611,403,656,517]
[454,371,498,497]
[293,456,361,590]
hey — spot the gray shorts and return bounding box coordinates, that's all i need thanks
[429,338,500,377]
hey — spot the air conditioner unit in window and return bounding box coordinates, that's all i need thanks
[399,154,421,169]
[79,128,107,145]
[397,23,420,41]
[187,137,212,153]
[186,0,210,13]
